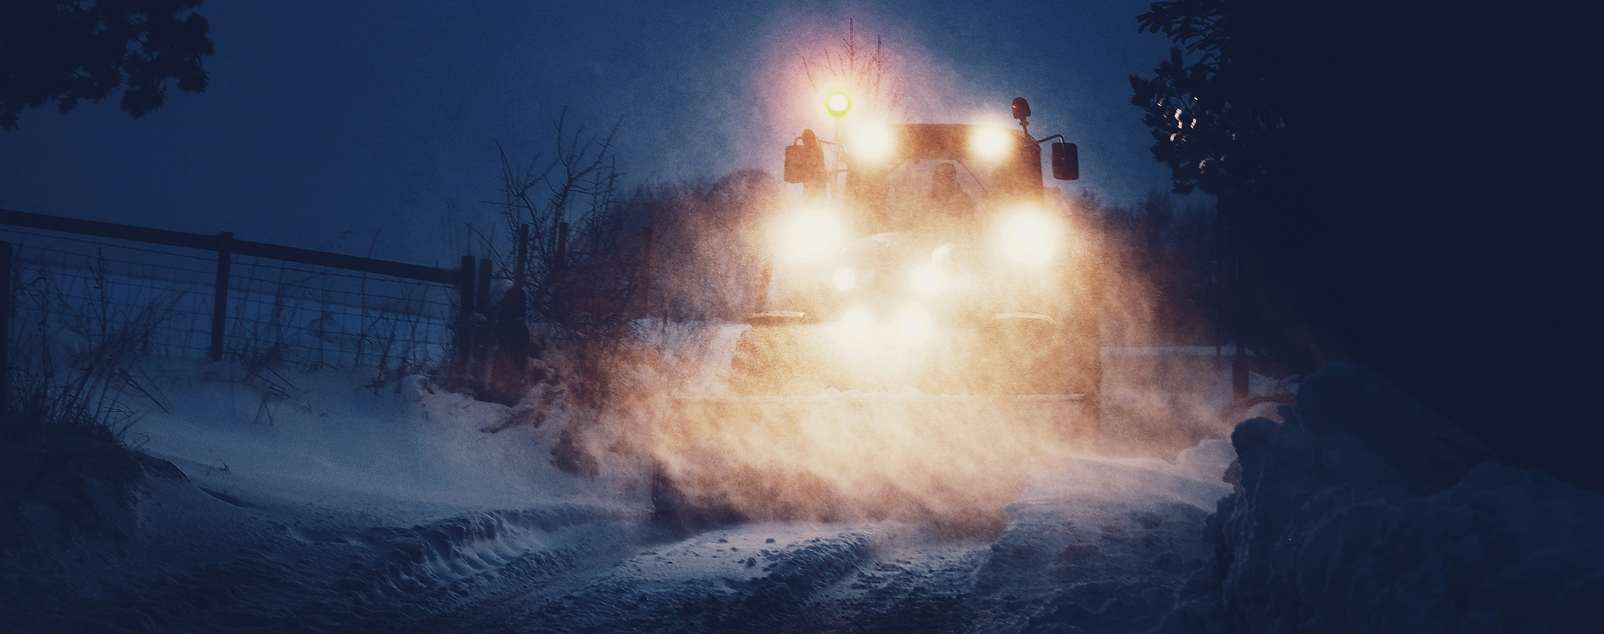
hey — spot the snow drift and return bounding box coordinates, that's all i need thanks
[1,346,1246,633]
[1163,363,1604,633]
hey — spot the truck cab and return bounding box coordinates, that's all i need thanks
[649,98,1102,527]
[746,97,1097,398]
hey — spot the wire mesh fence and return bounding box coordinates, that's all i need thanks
[225,255,455,375]
[1,225,459,376]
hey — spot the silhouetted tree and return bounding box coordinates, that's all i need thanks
[0,0,214,131]
[1128,1,1304,205]
[1129,0,1325,374]
[489,109,635,349]
[1124,0,1598,493]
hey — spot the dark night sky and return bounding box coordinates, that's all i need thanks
[0,0,1594,490]
[0,0,1180,265]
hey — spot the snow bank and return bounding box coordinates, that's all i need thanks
[0,359,658,631]
[1164,363,1604,633]
[126,361,627,510]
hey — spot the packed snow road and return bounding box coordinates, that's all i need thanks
[13,449,1226,633]
[1,349,1241,633]
[404,447,1229,634]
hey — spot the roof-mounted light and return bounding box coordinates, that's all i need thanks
[851,121,895,163]
[825,91,851,117]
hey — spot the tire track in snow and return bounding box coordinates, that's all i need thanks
[36,502,643,633]
[424,524,878,633]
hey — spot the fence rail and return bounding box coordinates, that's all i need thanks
[0,209,460,285]
[0,209,489,379]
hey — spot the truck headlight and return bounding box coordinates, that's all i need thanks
[778,208,844,264]
[893,303,935,345]
[909,264,944,297]
[971,125,1014,162]
[994,208,1058,266]
[836,305,875,342]
[833,267,858,290]
[851,121,896,164]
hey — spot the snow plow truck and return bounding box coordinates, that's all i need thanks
[652,96,1101,532]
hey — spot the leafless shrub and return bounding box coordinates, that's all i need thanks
[485,108,648,403]
[3,257,176,449]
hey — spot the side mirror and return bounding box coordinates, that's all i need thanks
[1051,142,1079,181]
[784,129,825,184]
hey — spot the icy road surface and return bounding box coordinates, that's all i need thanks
[404,449,1229,634]
[3,354,1237,633]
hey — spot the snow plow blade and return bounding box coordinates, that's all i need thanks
[651,392,1092,533]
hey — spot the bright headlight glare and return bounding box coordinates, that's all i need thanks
[909,264,943,297]
[852,122,895,163]
[839,305,874,340]
[833,267,857,290]
[779,208,844,264]
[826,91,851,116]
[971,126,1013,161]
[893,304,935,345]
[995,209,1057,266]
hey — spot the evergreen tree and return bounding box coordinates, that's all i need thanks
[0,0,214,131]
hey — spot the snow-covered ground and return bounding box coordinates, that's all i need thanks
[1167,364,1604,634]
[49,322,1586,633]
[12,343,1592,632]
[1,328,1248,633]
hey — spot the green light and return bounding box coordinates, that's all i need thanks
[825,91,851,116]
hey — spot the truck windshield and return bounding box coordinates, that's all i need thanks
[849,158,1005,234]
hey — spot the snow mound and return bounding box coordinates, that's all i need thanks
[1164,362,1604,633]
[0,360,656,632]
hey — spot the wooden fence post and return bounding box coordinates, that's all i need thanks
[457,255,477,329]
[450,255,477,390]
[476,258,493,317]
[210,231,233,360]
[0,242,11,419]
